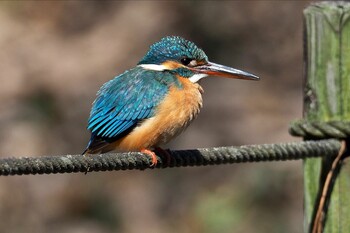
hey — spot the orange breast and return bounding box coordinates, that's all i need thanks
[113,77,203,151]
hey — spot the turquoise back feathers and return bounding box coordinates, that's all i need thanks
[88,67,181,139]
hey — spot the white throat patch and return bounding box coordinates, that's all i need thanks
[189,73,208,83]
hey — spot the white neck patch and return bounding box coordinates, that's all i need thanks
[138,64,166,71]
[189,73,208,83]
[139,64,207,83]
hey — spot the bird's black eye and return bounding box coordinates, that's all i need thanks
[180,57,192,66]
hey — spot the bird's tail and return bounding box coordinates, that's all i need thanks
[82,133,115,155]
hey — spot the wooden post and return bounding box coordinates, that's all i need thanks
[303,2,350,233]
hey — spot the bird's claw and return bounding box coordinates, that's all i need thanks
[141,148,158,167]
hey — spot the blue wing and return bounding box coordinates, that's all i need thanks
[87,67,178,141]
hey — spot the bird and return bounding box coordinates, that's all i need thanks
[83,36,259,166]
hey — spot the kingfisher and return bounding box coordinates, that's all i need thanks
[84,36,259,166]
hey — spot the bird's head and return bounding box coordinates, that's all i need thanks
[138,36,259,83]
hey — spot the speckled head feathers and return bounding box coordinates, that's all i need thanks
[138,36,208,65]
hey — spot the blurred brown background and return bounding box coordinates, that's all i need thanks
[0,1,312,233]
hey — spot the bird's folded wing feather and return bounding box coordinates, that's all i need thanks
[87,67,175,140]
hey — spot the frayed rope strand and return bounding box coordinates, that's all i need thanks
[0,139,341,176]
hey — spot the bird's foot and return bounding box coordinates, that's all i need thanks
[141,148,158,167]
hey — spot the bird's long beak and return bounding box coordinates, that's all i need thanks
[194,62,259,81]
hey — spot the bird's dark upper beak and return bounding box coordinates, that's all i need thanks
[193,62,259,81]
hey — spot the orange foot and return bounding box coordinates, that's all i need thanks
[141,148,158,167]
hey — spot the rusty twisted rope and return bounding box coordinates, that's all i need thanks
[289,120,350,139]
[0,139,342,176]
